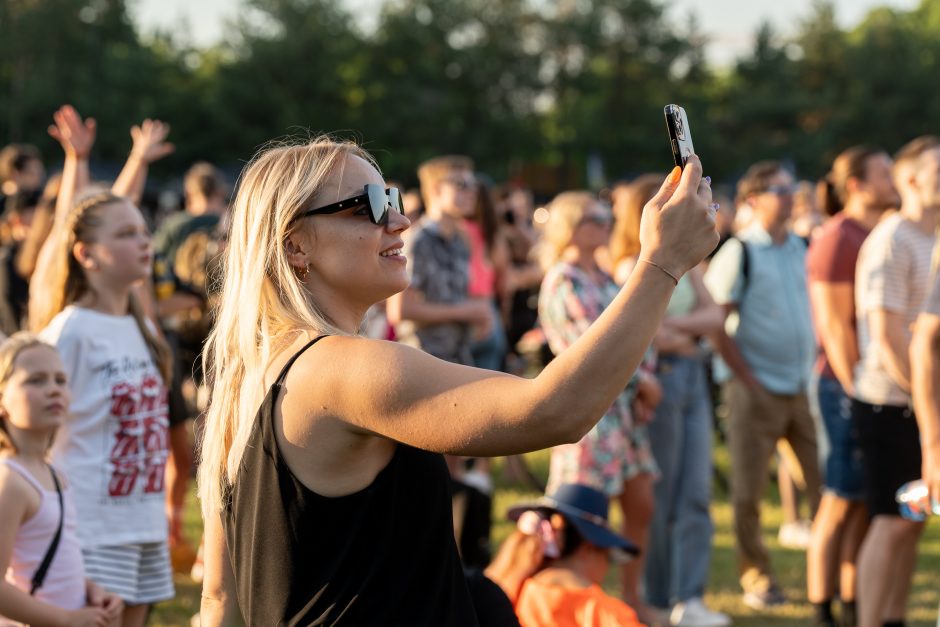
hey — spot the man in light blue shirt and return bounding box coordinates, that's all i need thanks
[705,161,820,610]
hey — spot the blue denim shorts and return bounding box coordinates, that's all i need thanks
[817,376,865,500]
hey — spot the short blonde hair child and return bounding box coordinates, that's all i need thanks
[0,332,58,453]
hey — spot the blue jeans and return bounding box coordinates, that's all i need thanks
[818,375,865,500]
[643,354,715,607]
[470,303,507,372]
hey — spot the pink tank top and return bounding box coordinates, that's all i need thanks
[464,221,496,298]
[0,459,86,624]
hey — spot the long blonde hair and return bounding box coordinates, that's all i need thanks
[29,191,172,383]
[198,137,376,515]
[539,191,597,269]
[0,333,58,454]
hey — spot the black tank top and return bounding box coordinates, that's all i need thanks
[222,337,479,626]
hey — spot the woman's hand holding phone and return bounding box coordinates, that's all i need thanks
[638,156,718,280]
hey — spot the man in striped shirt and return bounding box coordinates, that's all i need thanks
[853,135,940,627]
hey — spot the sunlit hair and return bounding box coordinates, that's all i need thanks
[0,333,58,454]
[608,174,663,266]
[184,161,228,201]
[893,135,940,186]
[0,144,40,184]
[416,155,474,209]
[198,136,377,515]
[539,191,597,270]
[470,181,499,251]
[821,146,884,216]
[27,190,172,383]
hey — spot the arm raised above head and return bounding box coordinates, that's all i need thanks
[111,119,174,205]
[293,159,718,457]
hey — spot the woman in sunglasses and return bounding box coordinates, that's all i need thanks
[197,137,717,626]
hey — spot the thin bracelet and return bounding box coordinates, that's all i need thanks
[638,258,680,285]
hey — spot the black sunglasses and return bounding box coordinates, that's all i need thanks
[444,177,476,191]
[293,184,404,225]
[762,184,797,196]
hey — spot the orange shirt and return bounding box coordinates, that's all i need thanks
[515,578,644,627]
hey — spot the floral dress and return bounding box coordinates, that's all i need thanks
[538,261,658,497]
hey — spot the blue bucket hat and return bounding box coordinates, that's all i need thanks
[507,483,639,559]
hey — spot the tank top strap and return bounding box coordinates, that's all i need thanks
[0,458,46,493]
[274,335,331,387]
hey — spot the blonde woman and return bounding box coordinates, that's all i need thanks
[610,175,728,624]
[536,191,662,623]
[196,139,716,626]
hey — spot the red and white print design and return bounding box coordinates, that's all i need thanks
[107,375,169,498]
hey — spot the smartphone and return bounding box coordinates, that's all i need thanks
[664,104,695,168]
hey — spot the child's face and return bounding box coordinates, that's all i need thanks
[82,201,153,287]
[1,346,70,433]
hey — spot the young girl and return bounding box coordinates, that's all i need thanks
[31,191,175,627]
[0,333,123,627]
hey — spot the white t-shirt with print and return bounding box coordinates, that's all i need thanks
[40,306,169,549]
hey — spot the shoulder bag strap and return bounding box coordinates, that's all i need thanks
[29,465,64,595]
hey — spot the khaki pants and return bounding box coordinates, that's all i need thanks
[726,378,821,593]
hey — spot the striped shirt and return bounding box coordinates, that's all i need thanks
[854,213,935,406]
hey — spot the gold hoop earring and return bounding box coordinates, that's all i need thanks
[299,263,310,279]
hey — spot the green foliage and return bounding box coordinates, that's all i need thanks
[4,0,940,186]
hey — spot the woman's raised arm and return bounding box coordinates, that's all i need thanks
[292,158,717,457]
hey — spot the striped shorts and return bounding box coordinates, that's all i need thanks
[82,541,175,605]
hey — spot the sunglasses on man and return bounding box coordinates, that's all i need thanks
[293,184,404,225]
[444,177,477,191]
[762,184,797,196]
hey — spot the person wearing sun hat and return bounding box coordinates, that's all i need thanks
[505,483,646,627]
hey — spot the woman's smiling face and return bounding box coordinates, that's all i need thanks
[292,154,412,310]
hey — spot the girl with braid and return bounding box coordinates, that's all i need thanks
[32,191,175,627]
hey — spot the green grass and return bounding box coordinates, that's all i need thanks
[151,446,940,626]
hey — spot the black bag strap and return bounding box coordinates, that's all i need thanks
[733,233,807,303]
[728,236,751,303]
[30,465,64,596]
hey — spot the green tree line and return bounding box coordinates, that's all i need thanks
[3,0,940,189]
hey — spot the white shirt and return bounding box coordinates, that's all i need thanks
[854,214,935,406]
[40,306,169,548]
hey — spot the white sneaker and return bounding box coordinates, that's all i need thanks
[777,519,812,549]
[670,597,731,627]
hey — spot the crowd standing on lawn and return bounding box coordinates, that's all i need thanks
[1,102,940,627]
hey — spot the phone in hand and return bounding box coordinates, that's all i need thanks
[664,104,695,169]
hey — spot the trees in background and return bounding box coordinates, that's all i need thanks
[2,0,939,187]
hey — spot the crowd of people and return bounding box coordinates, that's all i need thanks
[0,101,938,627]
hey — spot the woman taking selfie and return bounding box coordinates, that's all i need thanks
[197,138,716,626]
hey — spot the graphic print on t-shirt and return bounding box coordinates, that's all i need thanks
[101,358,169,501]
